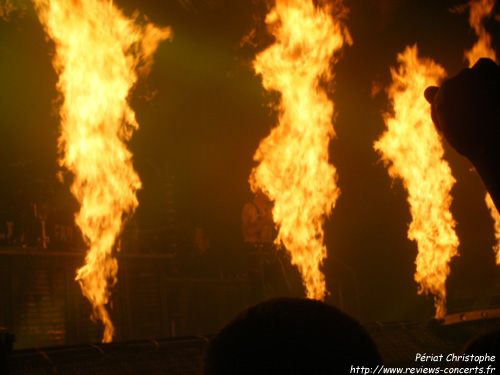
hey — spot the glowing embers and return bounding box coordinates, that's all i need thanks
[249,0,351,300]
[33,0,170,342]
[374,45,459,318]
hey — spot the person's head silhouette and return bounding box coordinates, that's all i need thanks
[204,297,382,375]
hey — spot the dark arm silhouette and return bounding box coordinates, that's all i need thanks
[424,58,500,211]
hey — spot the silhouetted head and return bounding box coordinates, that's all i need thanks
[204,297,382,375]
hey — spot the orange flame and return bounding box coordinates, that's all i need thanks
[486,194,500,264]
[0,0,19,21]
[464,0,497,65]
[375,45,459,318]
[33,0,171,342]
[250,0,351,300]
[463,0,500,265]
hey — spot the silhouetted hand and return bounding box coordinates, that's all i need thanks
[424,58,500,210]
[424,58,500,160]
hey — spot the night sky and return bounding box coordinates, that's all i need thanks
[1,0,500,323]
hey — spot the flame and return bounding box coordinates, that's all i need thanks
[486,194,500,264]
[374,45,459,318]
[464,0,497,65]
[0,0,18,21]
[249,0,351,300]
[33,0,171,342]
[463,0,500,264]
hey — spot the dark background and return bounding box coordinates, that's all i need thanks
[1,0,500,324]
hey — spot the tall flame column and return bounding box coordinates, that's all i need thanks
[33,0,171,342]
[250,0,351,300]
[375,46,459,318]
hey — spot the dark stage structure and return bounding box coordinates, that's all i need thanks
[2,219,500,373]
[0,246,249,349]
[0,224,500,374]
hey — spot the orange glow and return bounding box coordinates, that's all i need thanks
[250,0,351,300]
[374,45,459,318]
[463,0,500,265]
[33,0,171,342]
